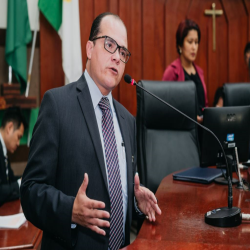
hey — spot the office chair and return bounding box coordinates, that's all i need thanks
[223,83,250,160]
[136,80,200,193]
[224,83,250,106]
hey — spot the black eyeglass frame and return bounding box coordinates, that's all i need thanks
[91,35,131,63]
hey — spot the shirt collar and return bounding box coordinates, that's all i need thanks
[0,132,7,158]
[84,69,115,114]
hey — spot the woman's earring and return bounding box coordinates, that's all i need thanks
[179,48,182,53]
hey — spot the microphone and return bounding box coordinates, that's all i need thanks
[124,74,242,227]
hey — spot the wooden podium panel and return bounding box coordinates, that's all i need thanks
[123,171,250,249]
[0,200,42,250]
[0,83,37,109]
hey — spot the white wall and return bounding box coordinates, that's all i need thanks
[0,0,39,31]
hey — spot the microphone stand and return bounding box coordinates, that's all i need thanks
[125,75,242,227]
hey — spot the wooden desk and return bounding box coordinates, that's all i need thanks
[0,200,42,250]
[124,172,250,249]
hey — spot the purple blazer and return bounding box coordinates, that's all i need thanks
[162,57,208,107]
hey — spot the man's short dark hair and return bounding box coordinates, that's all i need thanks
[1,107,27,130]
[244,42,250,56]
[89,12,125,41]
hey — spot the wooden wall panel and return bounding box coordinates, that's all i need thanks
[108,0,119,100]
[141,0,165,81]
[40,0,250,113]
[164,0,192,72]
[79,0,94,67]
[127,0,142,83]
[40,13,64,103]
[154,1,165,80]
[216,2,228,100]
[242,0,250,82]
[142,0,155,80]
[118,0,135,113]
[109,0,119,14]
[94,0,109,17]
[222,0,248,83]
[244,0,250,80]
[119,0,142,115]
[244,0,250,42]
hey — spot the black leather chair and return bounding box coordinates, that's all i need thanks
[223,83,250,160]
[224,83,250,106]
[136,80,200,193]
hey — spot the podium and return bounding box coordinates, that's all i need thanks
[122,170,250,250]
[0,200,42,249]
[0,83,36,109]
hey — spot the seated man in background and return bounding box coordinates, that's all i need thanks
[244,42,250,67]
[213,87,224,107]
[244,42,250,80]
[0,107,26,206]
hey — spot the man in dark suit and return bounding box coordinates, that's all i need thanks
[244,42,250,80]
[0,108,26,206]
[20,12,161,250]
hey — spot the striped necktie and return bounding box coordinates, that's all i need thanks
[98,97,123,250]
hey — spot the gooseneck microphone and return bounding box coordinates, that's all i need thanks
[124,74,242,227]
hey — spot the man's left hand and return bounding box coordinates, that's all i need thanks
[134,173,161,222]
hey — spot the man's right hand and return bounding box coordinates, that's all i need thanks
[71,173,110,235]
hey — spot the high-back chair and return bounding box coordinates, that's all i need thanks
[224,83,250,106]
[136,80,200,193]
[223,83,250,160]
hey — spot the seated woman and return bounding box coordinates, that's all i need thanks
[162,19,208,123]
[213,87,224,107]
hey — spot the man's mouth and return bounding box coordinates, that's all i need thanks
[110,67,118,74]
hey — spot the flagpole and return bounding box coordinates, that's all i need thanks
[25,11,39,97]
[8,66,12,84]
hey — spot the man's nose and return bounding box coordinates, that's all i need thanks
[111,48,121,63]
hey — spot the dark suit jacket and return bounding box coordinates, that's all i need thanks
[0,142,19,206]
[20,74,137,250]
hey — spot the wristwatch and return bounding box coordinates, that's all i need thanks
[134,196,145,217]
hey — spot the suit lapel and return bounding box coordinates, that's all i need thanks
[113,100,133,200]
[0,142,7,182]
[76,76,109,193]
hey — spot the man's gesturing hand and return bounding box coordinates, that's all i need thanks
[72,173,110,235]
[134,173,162,222]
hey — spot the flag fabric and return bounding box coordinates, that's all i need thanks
[38,0,62,31]
[38,0,82,84]
[5,0,32,94]
[59,0,83,84]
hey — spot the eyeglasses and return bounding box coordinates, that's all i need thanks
[91,35,131,63]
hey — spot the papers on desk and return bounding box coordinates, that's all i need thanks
[0,213,26,229]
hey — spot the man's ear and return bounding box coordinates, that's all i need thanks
[86,41,94,60]
[6,122,14,135]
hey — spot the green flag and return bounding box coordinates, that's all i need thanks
[38,0,62,31]
[5,0,32,94]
